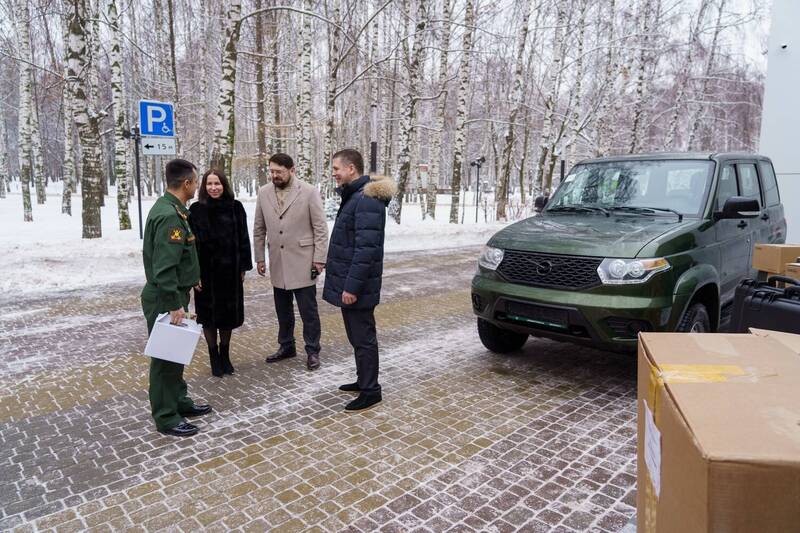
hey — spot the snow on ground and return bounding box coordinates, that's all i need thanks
[1,181,512,297]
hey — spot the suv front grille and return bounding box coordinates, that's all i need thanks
[497,250,602,290]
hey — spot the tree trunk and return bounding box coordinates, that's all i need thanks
[15,0,34,221]
[254,0,269,187]
[322,0,342,194]
[108,0,130,229]
[536,3,566,194]
[210,0,242,175]
[0,115,8,199]
[68,0,103,238]
[496,0,534,220]
[62,15,76,215]
[296,0,314,183]
[664,0,710,149]
[688,0,726,150]
[448,0,476,223]
[428,0,452,220]
[594,0,617,156]
[167,0,181,151]
[390,0,428,224]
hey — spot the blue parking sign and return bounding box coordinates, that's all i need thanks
[139,100,175,137]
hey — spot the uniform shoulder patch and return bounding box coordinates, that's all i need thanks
[168,227,184,243]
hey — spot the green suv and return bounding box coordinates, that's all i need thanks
[472,153,786,353]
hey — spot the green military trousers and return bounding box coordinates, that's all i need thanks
[141,284,195,431]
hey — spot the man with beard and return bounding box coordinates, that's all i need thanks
[253,153,329,370]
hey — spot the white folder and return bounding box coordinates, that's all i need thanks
[144,313,201,365]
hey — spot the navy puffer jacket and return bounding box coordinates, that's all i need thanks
[323,175,396,309]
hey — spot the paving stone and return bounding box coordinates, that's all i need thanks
[2,247,638,531]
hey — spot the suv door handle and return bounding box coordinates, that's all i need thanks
[761,213,770,221]
[737,220,748,229]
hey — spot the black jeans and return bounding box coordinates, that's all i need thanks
[341,307,381,394]
[274,286,321,356]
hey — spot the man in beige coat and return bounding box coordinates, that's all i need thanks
[253,153,329,370]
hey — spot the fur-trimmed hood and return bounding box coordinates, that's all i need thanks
[364,175,397,203]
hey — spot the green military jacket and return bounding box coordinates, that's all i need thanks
[142,192,200,310]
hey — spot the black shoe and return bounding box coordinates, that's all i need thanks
[180,404,212,417]
[220,343,234,374]
[159,422,199,437]
[307,353,320,371]
[209,345,224,377]
[345,392,382,411]
[338,382,360,392]
[266,348,297,363]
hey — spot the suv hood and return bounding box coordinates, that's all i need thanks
[489,214,691,258]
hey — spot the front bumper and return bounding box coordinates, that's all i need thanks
[472,273,688,352]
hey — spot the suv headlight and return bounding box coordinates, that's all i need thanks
[478,246,504,270]
[597,258,670,284]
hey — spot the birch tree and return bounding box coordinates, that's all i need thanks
[0,117,8,199]
[594,0,618,156]
[68,0,103,238]
[536,2,566,194]
[448,0,475,224]
[390,0,428,223]
[296,0,314,183]
[210,0,242,174]
[629,0,656,153]
[322,0,342,190]
[15,0,34,221]
[254,0,269,187]
[427,0,452,219]
[496,0,534,220]
[62,15,76,215]
[664,0,710,149]
[688,0,727,150]
[108,0,130,229]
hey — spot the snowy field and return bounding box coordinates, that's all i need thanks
[1,181,513,297]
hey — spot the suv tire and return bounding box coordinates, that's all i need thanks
[477,318,528,353]
[677,303,711,333]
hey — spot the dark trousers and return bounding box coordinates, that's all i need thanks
[141,284,194,431]
[341,307,381,394]
[274,285,321,356]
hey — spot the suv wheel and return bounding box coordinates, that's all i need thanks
[677,303,711,333]
[477,318,528,353]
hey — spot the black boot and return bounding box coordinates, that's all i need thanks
[345,391,382,411]
[209,345,223,377]
[220,343,234,375]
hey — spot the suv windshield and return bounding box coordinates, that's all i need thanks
[547,160,715,217]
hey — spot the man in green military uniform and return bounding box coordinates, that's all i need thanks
[142,159,212,437]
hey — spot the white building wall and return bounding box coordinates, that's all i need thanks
[759,0,800,241]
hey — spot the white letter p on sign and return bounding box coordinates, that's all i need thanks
[147,107,167,133]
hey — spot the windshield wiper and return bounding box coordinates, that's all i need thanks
[547,205,610,217]
[610,206,683,222]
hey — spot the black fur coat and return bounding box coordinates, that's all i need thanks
[189,198,253,329]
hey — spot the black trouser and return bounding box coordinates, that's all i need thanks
[341,307,381,394]
[274,285,321,356]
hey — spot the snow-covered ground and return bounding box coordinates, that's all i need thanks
[1,181,513,297]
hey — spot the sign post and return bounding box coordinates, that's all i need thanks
[127,100,178,239]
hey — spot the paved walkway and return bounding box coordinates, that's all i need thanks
[1,247,637,532]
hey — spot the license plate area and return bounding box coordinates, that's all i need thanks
[504,301,569,328]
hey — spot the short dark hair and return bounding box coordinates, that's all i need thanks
[332,149,364,175]
[165,159,197,189]
[269,153,294,169]
[197,168,234,203]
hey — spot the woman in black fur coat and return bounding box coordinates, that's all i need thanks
[189,169,252,377]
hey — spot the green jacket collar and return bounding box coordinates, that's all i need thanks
[164,191,188,213]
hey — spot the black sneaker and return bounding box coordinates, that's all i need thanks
[345,392,382,411]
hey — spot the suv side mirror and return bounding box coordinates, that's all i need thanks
[715,196,760,220]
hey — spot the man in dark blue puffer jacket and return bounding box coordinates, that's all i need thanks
[323,149,396,411]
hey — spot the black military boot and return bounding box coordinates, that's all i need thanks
[209,345,223,377]
[220,343,235,375]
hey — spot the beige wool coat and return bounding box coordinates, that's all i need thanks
[253,179,329,290]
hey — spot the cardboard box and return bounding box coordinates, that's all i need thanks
[637,332,800,532]
[144,313,201,365]
[750,327,800,355]
[752,244,800,274]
